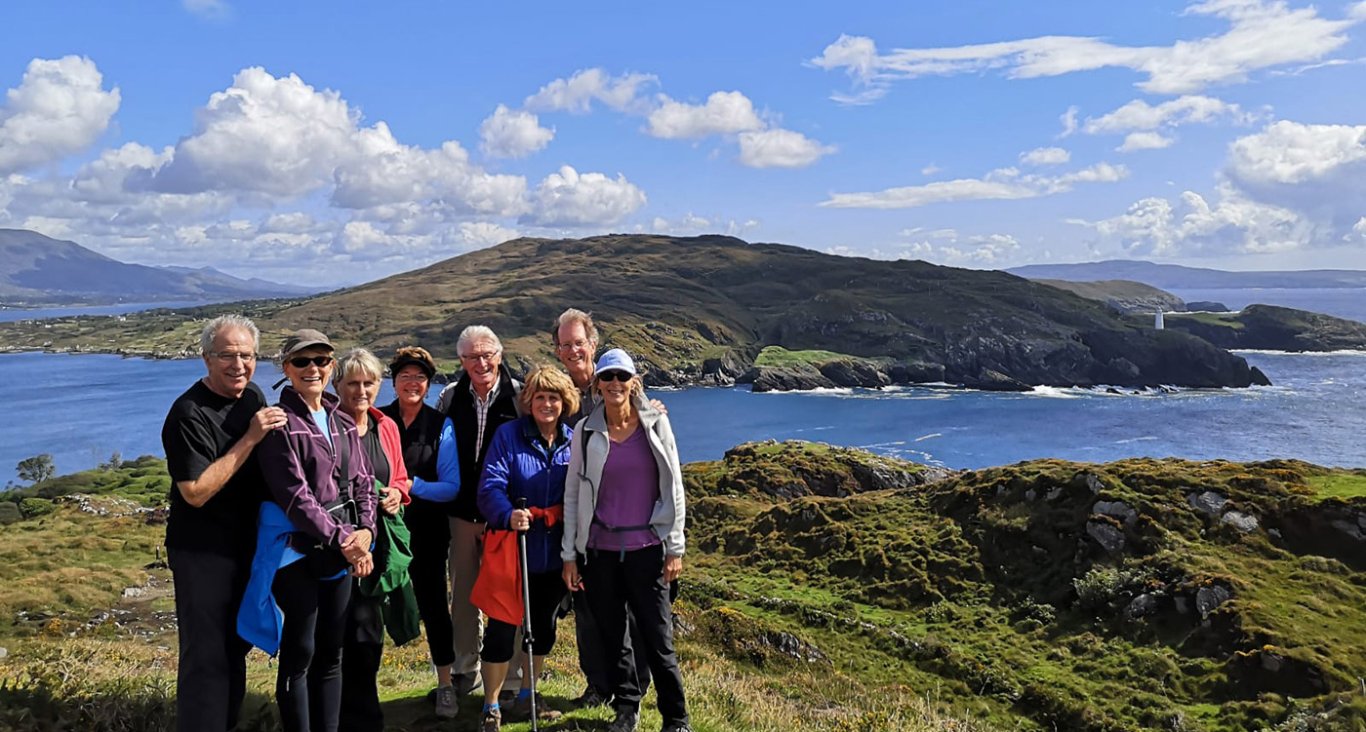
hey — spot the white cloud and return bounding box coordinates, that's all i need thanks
[522,165,646,227]
[1059,106,1079,138]
[921,163,941,176]
[524,68,657,114]
[1080,184,1311,256]
[456,221,520,247]
[183,0,230,20]
[332,124,528,215]
[821,163,1127,209]
[1083,95,1252,134]
[737,128,835,168]
[1227,120,1366,185]
[828,230,1024,266]
[1020,147,1070,166]
[1117,131,1175,152]
[0,56,121,175]
[145,68,359,197]
[812,1,1363,99]
[479,104,554,159]
[646,91,764,139]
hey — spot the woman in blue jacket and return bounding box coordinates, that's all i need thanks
[474,367,578,731]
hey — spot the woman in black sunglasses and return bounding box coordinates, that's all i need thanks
[561,348,692,732]
[249,329,378,732]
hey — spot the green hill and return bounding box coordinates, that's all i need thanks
[0,235,1269,390]
[2,447,1363,730]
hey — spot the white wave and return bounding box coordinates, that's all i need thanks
[1027,386,1083,399]
[914,433,942,442]
[1114,436,1159,444]
[1234,349,1366,356]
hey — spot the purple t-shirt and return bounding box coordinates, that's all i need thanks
[588,426,661,551]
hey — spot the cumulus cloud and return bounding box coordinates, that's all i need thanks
[1081,120,1366,257]
[821,163,1127,209]
[1020,147,1070,166]
[812,1,1363,100]
[479,104,554,159]
[644,213,759,236]
[646,91,764,139]
[737,128,835,168]
[522,165,646,227]
[0,56,121,175]
[144,68,358,196]
[524,68,657,114]
[1117,131,1175,152]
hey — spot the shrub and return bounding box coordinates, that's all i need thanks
[19,497,55,518]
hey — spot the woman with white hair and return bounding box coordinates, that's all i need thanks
[333,348,413,732]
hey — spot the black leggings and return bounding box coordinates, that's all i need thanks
[272,560,352,732]
[481,571,567,663]
[404,499,455,667]
[339,584,384,732]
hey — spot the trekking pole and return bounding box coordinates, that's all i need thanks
[516,497,539,731]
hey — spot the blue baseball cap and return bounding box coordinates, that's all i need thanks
[593,348,637,377]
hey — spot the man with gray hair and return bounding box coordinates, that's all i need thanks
[436,325,523,697]
[160,315,286,731]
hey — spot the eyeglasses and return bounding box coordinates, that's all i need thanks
[597,370,632,382]
[460,351,499,363]
[210,351,257,363]
[288,355,334,368]
[556,339,592,352]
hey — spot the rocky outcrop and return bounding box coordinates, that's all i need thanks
[1162,304,1366,351]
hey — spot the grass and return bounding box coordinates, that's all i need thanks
[1306,473,1366,501]
[4,448,1365,730]
[753,346,853,368]
[1163,312,1245,329]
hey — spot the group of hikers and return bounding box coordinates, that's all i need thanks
[160,308,690,732]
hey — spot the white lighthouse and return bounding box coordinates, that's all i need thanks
[1154,310,1165,330]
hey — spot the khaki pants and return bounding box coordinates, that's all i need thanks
[449,516,523,690]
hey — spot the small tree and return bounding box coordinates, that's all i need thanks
[17,454,55,484]
[101,451,123,471]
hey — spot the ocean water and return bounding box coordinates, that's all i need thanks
[3,349,1364,485]
[0,301,219,323]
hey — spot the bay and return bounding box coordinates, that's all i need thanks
[0,301,217,323]
[3,349,1364,486]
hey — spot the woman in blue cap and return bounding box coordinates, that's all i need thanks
[561,348,692,732]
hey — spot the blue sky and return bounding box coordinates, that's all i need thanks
[2,1,1365,285]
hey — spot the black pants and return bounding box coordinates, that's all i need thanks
[575,587,652,697]
[339,583,384,732]
[273,560,352,732]
[404,499,455,667]
[583,546,688,726]
[168,547,251,732]
[482,571,566,663]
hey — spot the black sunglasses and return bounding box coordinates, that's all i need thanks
[597,370,632,382]
[288,355,334,368]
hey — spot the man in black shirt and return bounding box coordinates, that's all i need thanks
[161,314,285,732]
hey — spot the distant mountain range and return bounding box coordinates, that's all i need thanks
[1007,260,1366,290]
[0,229,316,305]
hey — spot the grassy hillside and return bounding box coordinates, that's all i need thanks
[2,447,1363,730]
[0,235,1268,389]
[1154,305,1366,351]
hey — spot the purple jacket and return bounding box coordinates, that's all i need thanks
[257,386,377,550]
